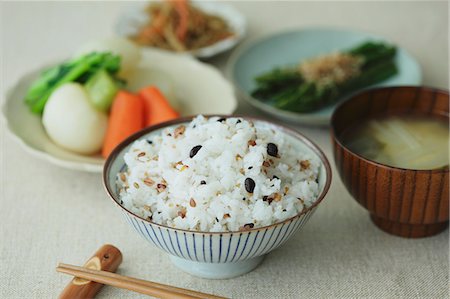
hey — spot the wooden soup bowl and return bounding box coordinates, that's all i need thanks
[331,86,449,238]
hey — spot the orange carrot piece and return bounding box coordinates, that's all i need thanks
[102,91,145,158]
[174,0,189,42]
[139,86,180,127]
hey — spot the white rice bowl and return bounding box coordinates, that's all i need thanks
[117,115,321,232]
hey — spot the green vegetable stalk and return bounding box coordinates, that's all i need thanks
[251,41,398,113]
[25,52,122,114]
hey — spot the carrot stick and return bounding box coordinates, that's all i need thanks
[139,86,180,127]
[102,91,145,158]
[174,0,189,42]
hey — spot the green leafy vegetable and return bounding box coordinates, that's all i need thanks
[251,41,398,113]
[25,52,122,114]
[84,69,119,112]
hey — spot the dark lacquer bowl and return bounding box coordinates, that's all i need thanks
[331,86,449,238]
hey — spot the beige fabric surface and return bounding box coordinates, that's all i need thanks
[1,1,448,298]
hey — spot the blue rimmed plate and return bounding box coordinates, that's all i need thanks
[227,28,422,126]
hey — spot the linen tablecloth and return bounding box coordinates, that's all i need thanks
[1,1,448,298]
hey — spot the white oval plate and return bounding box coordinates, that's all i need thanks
[115,1,246,59]
[227,28,422,126]
[2,48,237,172]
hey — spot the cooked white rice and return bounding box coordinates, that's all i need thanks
[117,115,321,232]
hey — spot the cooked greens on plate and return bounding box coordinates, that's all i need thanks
[251,41,398,113]
[25,52,124,114]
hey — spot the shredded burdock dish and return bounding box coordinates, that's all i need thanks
[131,0,234,52]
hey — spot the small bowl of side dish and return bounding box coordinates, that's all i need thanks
[104,115,332,278]
[331,86,449,238]
[115,0,246,58]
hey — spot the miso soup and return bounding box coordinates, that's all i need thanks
[340,115,449,170]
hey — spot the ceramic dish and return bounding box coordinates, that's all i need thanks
[331,86,449,238]
[103,115,332,279]
[115,1,246,59]
[2,48,237,172]
[227,28,422,126]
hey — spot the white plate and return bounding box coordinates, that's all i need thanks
[2,48,237,172]
[115,1,246,58]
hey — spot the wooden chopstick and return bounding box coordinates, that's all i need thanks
[56,263,227,299]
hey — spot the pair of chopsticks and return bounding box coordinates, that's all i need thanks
[57,263,227,299]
